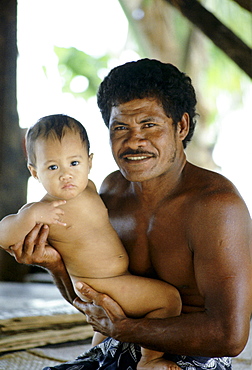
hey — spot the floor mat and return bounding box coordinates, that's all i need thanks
[0,343,91,370]
[0,351,61,370]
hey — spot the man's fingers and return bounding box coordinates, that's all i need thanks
[34,224,50,249]
[73,297,90,312]
[8,241,22,252]
[6,245,16,256]
[7,240,26,261]
[73,284,127,338]
[23,223,44,253]
[75,282,126,319]
[75,282,100,303]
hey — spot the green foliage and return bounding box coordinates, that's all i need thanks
[54,46,111,100]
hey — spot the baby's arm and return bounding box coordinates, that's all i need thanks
[0,200,66,249]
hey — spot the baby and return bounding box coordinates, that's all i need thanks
[0,114,181,370]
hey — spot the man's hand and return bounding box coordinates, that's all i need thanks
[7,223,77,304]
[73,282,128,340]
[7,223,62,270]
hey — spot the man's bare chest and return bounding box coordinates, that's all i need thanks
[109,203,194,287]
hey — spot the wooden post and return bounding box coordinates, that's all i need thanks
[0,0,30,281]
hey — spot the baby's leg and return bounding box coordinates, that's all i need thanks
[78,274,182,370]
[79,274,182,318]
[137,306,181,370]
[92,332,107,346]
[137,353,181,370]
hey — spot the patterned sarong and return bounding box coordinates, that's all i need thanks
[43,337,232,370]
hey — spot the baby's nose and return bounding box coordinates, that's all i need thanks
[60,171,73,181]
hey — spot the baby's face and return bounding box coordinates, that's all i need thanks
[30,131,92,200]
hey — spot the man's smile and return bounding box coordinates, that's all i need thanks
[120,150,156,162]
[125,155,150,161]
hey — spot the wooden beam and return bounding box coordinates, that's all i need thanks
[165,0,252,78]
[233,0,252,12]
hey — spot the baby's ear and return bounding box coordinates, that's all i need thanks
[28,165,38,180]
[88,153,94,172]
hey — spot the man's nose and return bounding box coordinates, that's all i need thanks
[126,129,147,148]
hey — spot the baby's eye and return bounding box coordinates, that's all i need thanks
[48,164,58,170]
[71,161,79,166]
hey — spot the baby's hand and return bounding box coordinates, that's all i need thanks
[31,200,67,226]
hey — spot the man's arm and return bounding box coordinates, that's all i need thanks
[74,194,252,357]
[8,223,77,304]
[0,200,66,249]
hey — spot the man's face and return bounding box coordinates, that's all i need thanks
[109,98,187,183]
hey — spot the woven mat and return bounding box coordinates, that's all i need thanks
[0,351,60,370]
[0,343,91,370]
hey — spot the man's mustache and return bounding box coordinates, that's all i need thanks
[119,149,155,159]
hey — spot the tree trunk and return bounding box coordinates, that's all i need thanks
[0,0,30,281]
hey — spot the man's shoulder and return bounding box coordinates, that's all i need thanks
[184,163,249,220]
[186,163,238,193]
[99,170,130,208]
[100,170,128,194]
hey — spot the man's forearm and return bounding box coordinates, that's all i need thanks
[115,311,249,358]
[47,262,77,304]
[74,283,247,357]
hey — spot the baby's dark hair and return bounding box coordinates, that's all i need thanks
[97,58,197,148]
[26,114,90,167]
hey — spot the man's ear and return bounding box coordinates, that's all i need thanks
[177,113,190,140]
[88,153,94,173]
[28,165,39,180]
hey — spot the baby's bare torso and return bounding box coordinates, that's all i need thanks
[43,185,129,281]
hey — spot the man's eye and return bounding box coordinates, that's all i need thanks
[48,165,58,170]
[114,126,127,131]
[144,123,156,128]
[71,161,79,166]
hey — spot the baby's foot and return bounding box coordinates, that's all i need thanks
[137,357,181,370]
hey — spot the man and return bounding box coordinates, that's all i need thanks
[8,59,252,370]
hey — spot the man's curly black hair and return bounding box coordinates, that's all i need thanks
[97,59,197,148]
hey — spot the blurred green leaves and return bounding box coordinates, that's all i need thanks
[54,46,111,100]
